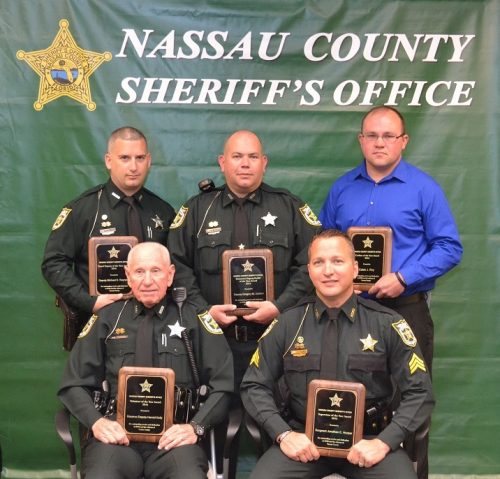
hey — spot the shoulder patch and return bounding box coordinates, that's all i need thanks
[299,204,321,227]
[52,207,72,230]
[197,311,223,334]
[170,206,188,229]
[77,314,98,339]
[391,319,417,348]
[259,318,278,341]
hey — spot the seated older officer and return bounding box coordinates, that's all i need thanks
[240,230,434,479]
[58,242,233,479]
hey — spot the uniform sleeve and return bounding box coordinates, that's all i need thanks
[41,203,96,313]
[274,199,320,312]
[167,200,211,313]
[377,316,435,450]
[189,305,234,429]
[57,314,107,429]
[399,183,463,288]
[240,320,291,441]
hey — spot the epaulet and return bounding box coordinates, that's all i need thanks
[284,295,316,312]
[260,182,300,201]
[141,186,172,205]
[70,184,106,204]
[357,296,399,317]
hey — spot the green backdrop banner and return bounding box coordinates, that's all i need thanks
[0,0,498,476]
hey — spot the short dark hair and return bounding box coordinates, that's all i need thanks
[308,229,355,261]
[108,126,148,150]
[361,106,406,134]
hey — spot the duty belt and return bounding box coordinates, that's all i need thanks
[378,292,427,308]
[363,404,392,436]
[224,323,266,342]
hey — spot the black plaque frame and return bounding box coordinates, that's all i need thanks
[116,366,175,443]
[88,236,138,296]
[305,379,366,458]
[222,248,274,316]
[347,227,392,292]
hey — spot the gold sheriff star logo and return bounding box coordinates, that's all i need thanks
[362,236,374,248]
[17,19,112,111]
[330,393,343,407]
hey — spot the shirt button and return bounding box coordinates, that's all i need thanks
[370,201,374,205]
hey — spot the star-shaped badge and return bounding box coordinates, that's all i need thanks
[168,321,186,338]
[140,379,153,393]
[330,393,343,407]
[362,236,374,248]
[261,212,278,226]
[360,334,378,351]
[242,260,254,272]
[108,246,120,258]
[152,215,164,229]
[238,243,246,250]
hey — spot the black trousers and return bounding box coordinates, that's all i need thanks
[81,439,208,479]
[250,444,417,479]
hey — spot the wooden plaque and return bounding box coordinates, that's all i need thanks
[305,379,366,458]
[222,248,274,316]
[88,236,138,296]
[116,366,175,443]
[347,227,392,292]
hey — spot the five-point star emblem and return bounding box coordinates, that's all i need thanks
[168,321,186,338]
[360,334,378,351]
[140,379,153,393]
[152,215,164,229]
[261,212,278,226]
[242,260,254,272]
[330,394,343,407]
[362,236,374,248]
[108,246,120,259]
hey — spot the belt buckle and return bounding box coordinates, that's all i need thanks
[235,325,248,342]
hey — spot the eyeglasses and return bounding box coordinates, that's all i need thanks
[361,133,405,144]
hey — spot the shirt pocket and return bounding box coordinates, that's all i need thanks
[158,337,191,386]
[257,230,289,272]
[105,338,135,383]
[197,231,231,274]
[284,354,320,401]
[347,353,390,396]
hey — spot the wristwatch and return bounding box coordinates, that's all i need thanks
[190,420,206,441]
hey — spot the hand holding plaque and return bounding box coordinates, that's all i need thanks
[347,227,392,292]
[222,249,274,316]
[116,366,175,443]
[88,236,138,296]
[305,380,366,457]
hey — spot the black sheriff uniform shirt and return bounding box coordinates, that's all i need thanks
[42,180,175,313]
[240,294,434,451]
[58,295,234,430]
[167,183,321,314]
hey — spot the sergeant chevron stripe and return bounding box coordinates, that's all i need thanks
[409,353,427,374]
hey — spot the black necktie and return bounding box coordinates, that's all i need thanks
[123,196,143,241]
[134,308,155,367]
[319,308,340,379]
[233,197,249,248]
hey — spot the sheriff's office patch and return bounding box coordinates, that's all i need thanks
[299,204,321,226]
[409,352,427,374]
[259,318,278,341]
[250,348,260,368]
[392,319,417,348]
[52,207,72,230]
[198,311,223,334]
[78,314,98,339]
[170,206,188,229]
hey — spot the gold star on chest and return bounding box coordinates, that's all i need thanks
[261,212,278,226]
[360,334,378,351]
[238,243,246,250]
[16,19,112,111]
[108,246,120,258]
